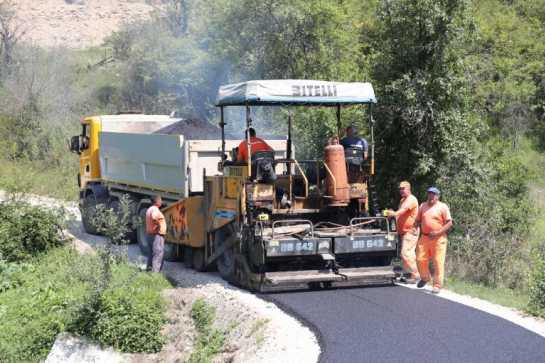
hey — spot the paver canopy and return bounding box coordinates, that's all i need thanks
[216,80,376,106]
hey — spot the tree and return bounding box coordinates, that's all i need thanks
[0,0,25,68]
[157,0,190,37]
[370,0,480,203]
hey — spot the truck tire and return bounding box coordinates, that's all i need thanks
[81,195,99,235]
[136,208,150,256]
[214,225,236,282]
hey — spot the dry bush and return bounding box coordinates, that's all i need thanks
[448,222,531,290]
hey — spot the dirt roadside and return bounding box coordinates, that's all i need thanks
[0,191,320,363]
[10,0,161,48]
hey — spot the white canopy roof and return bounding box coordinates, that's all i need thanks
[216,80,376,106]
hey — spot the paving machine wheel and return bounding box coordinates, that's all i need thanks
[183,246,193,268]
[214,224,237,283]
[192,247,207,272]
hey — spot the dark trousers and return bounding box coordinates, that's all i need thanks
[146,234,165,272]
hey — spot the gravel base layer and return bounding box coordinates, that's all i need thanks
[0,191,320,363]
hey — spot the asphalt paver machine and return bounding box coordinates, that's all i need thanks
[202,80,398,291]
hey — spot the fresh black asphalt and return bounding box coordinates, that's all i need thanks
[265,285,545,363]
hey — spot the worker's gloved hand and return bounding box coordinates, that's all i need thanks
[383,209,395,218]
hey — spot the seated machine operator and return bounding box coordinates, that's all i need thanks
[236,127,273,162]
[340,125,368,160]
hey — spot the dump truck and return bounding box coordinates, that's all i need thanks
[70,80,398,292]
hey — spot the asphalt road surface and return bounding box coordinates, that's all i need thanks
[265,285,545,363]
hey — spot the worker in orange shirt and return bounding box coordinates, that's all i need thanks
[414,187,453,294]
[386,181,420,284]
[146,195,167,272]
[236,127,273,162]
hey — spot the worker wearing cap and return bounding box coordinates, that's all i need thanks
[414,187,453,293]
[386,181,420,283]
[340,125,368,160]
[236,127,273,162]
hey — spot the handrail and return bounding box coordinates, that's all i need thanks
[272,219,314,238]
[322,161,336,198]
[349,216,388,235]
[292,159,309,198]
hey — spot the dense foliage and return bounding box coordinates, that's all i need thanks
[0,247,170,362]
[0,248,101,362]
[0,201,68,262]
[85,264,171,353]
[528,250,545,318]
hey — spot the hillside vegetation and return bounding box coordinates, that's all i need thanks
[0,0,544,312]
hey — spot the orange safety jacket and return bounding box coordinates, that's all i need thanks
[236,136,273,162]
[146,205,167,236]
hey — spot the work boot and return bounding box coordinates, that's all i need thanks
[400,273,417,284]
[417,280,427,288]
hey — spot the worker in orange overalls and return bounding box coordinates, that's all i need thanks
[414,187,453,294]
[236,127,273,162]
[386,181,420,284]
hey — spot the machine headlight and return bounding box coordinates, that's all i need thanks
[318,240,330,252]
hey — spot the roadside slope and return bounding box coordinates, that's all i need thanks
[0,191,320,363]
[10,0,159,48]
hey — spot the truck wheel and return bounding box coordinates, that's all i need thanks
[81,195,99,235]
[214,225,236,282]
[136,208,150,256]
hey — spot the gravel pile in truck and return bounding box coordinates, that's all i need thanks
[153,118,227,139]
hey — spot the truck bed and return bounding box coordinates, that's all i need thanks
[99,132,287,196]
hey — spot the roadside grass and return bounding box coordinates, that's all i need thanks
[446,276,529,311]
[189,298,226,363]
[246,319,269,348]
[0,248,101,362]
[0,158,78,201]
[0,246,171,362]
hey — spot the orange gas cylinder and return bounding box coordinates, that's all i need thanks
[324,137,349,206]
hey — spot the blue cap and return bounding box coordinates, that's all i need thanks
[427,186,440,195]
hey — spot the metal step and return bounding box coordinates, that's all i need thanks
[260,266,395,292]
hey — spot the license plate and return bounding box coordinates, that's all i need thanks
[352,238,384,250]
[280,241,315,253]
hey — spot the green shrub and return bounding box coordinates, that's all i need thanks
[189,298,225,363]
[0,201,68,262]
[0,247,171,362]
[88,264,171,353]
[528,252,545,318]
[0,248,101,363]
[0,260,35,292]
